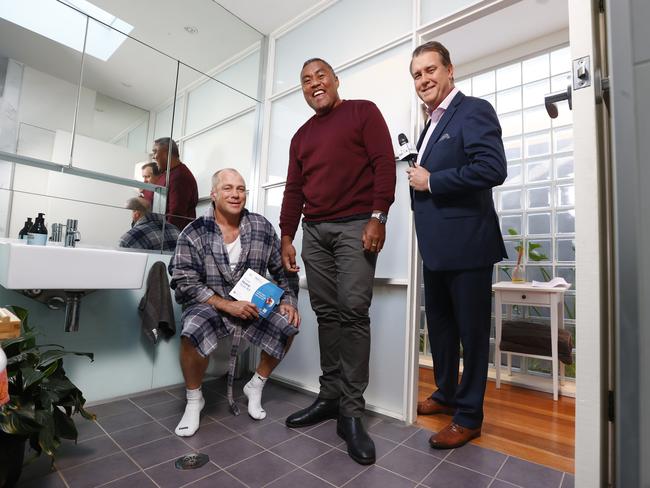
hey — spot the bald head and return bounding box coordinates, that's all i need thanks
[211,168,245,191]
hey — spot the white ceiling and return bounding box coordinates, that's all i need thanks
[0,0,568,113]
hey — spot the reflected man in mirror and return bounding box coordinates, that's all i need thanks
[149,137,198,230]
[280,58,396,465]
[139,161,160,202]
[119,197,179,252]
[169,169,300,437]
[407,41,507,449]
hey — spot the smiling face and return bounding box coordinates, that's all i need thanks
[300,60,342,116]
[151,143,168,172]
[410,51,455,111]
[211,169,246,220]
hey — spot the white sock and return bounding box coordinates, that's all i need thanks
[175,388,205,437]
[243,373,267,420]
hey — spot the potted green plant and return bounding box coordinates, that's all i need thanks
[0,306,94,487]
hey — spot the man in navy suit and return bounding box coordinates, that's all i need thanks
[407,41,507,449]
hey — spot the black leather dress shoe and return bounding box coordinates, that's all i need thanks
[337,415,376,465]
[285,397,339,428]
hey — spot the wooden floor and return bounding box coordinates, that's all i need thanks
[417,367,575,473]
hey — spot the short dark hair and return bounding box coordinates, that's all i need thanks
[154,137,179,158]
[411,41,453,71]
[125,197,151,214]
[302,58,336,76]
[142,162,160,176]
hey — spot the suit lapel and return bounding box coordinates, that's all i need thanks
[419,91,464,166]
[416,119,431,150]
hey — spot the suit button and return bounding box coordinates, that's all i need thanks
[521,294,526,299]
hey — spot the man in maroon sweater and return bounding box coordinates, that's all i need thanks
[151,137,199,231]
[281,58,396,465]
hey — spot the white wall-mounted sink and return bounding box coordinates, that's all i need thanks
[0,238,148,290]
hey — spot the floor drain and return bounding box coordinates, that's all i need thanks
[175,453,209,470]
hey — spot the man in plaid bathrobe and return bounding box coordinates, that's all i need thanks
[170,168,300,436]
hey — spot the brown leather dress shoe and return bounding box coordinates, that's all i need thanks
[428,422,481,449]
[417,398,455,416]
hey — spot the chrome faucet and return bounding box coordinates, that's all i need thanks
[50,223,64,243]
[64,219,80,247]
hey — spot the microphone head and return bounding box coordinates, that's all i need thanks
[398,133,408,146]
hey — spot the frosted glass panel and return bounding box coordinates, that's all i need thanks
[214,49,261,100]
[184,67,257,136]
[273,0,411,93]
[154,97,184,141]
[267,90,314,184]
[421,0,481,26]
[182,112,256,198]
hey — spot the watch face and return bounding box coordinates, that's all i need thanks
[373,212,387,224]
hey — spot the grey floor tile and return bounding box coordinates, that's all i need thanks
[19,447,57,482]
[447,443,508,476]
[304,419,345,447]
[218,409,273,433]
[263,399,305,420]
[421,460,492,488]
[89,399,139,419]
[185,469,247,487]
[242,420,300,449]
[368,419,420,443]
[402,428,443,456]
[17,471,66,488]
[145,456,220,488]
[102,472,158,487]
[127,436,194,469]
[302,448,369,486]
[110,421,171,450]
[271,434,333,466]
[561,473,575,488]
[265,468,334,488]
[376,444,440,482]
[130,390,177,407]
[202,435,264,468]
[181,421,238,450]
[226,451,297,488]
[142,399,188,419]
[54,435,119,470]
[344,465,417,488]
[157,413,214,433]
[97,409,154,434]
[60,452,139,488]
[202,399,234,420]
[74,418,105,443]
[497,457,564,488]
[268,387,314,408]
[489,480,521,488]
[165,386,187,399]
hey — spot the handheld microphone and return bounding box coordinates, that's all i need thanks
[397,133,418,167]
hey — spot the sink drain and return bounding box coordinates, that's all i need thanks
[175,453,209,470]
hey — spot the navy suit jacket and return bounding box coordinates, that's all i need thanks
[412,91,508,271]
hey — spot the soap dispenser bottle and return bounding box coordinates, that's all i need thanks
[18,217,33,240]
[27,213,48,246]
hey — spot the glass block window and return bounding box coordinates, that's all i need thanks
[418,46,576,380]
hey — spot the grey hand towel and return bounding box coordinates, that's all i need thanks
[139,261,176,343]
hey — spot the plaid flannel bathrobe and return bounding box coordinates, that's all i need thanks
[169,208,298,413]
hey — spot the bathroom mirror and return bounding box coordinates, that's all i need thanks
[1,0,264,252]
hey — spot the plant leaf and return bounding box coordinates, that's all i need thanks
[507,228,518,236]
[38,350,94,369]
[1,331,38,350]
[35,409,59,457]
[22,367,48,390]
[52,407,78,441]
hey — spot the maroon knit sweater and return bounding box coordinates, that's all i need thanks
[279,100,396,239]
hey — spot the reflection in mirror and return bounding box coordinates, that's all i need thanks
[73,17,179,184]
[90,0,263,99]
[0,4,86,166]
[3,168,172,253]
[177,61,260,207]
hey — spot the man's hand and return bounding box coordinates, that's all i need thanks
[281,235,300,272]
[224,300,259,320]
[362,218,386,253]
[279,304,301,327]
[406,164,431,192]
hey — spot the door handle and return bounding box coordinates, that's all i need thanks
[544,85,572,119]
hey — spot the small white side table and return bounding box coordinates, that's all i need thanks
[492,281,571,401]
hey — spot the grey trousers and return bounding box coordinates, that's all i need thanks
[302,219,377,417]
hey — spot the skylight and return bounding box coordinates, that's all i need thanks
[0,0,134,62]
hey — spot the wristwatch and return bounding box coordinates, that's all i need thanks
[371,211,388,224]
